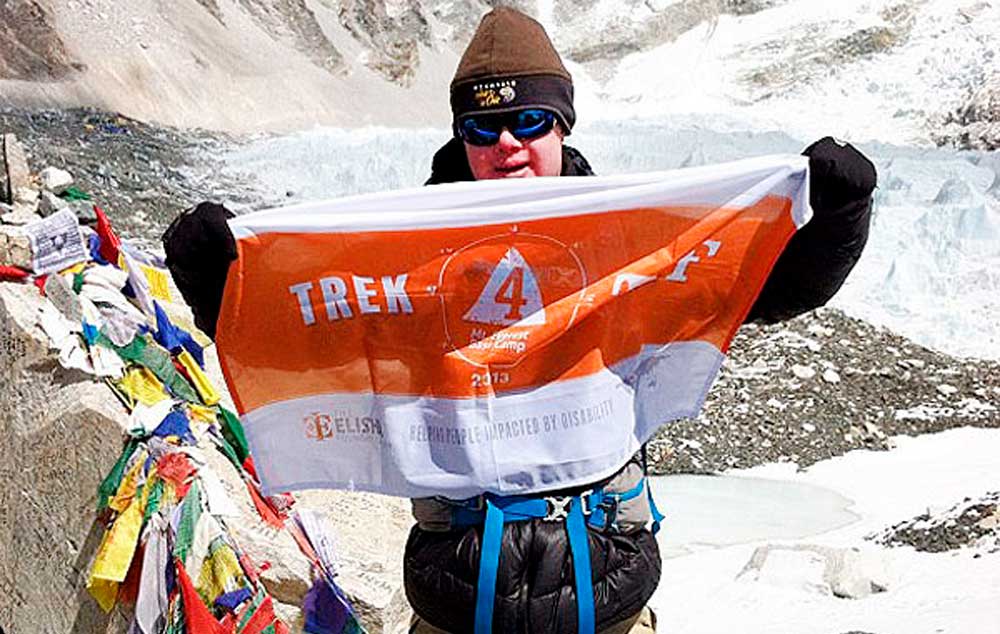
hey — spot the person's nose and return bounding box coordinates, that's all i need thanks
[496,128,523,153]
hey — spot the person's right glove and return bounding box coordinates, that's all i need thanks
[802,136,877,217]
[162,202,237,339]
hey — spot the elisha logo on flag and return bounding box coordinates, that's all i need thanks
[216,155,811,498]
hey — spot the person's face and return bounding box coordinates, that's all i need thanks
[464,124,564,180]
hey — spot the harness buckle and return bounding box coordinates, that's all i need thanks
[543,496,572,521]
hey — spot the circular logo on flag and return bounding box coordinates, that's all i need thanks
[438,232,586,368]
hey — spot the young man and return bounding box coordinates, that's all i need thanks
[164,8,876,634]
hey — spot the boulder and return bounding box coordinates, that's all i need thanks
[1,203,41,225]
[0,282,130,633]
[0,281,413,632]
[736,544,891,599]
[70,199,98,225]
[2,134,35,205]
[39,190,70,217]
[39,166,74,194]
[0,225,33,268]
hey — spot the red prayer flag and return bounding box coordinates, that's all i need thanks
[175,557,233,634]
[94,206,122,264]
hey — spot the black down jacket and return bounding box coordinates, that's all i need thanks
[404,136,876,633]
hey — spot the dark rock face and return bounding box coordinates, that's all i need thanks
[336,0,432,84]
[935,75,1000,151]
[238,0,345,74]
[0,0,84,81]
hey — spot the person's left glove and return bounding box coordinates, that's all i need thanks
[162,202,237,339]
[747,137,876,324]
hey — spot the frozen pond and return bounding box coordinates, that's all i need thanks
[649,475,859,558]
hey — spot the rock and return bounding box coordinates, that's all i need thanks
[802,423,817,433]
[737,544,891,599]
[0,225,33,268]
[0,282,128,633]
[39,190,69,217]
[2,134,34,205]
[765,397,786,411]
[1,203,41,225]
[863,421,886,439]
[38,166,73,194]
[822,369,842,384]
[70,199,98,224]
[791,364,816,380]
[937,74,1000,151]
[937,383,959,396]
[977,508,1000,530]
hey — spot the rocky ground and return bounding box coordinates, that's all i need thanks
[871,491,1000,555]
[648,308,1000,474]
[0,106,251,247]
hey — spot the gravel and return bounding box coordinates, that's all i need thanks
[0,106,251,248]
[871,491,1000,555]
[646,308,1000,474]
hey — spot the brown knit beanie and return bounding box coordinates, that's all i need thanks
[451,7,575,133]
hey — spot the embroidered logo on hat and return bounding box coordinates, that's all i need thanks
[474,80,518,108]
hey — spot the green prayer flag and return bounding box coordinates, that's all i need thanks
[100,334,200,403]
[143,478,164,524]
[97,438,140,512]
[220,408,250,465]
[173,479,202,564]
[60,186,92,201]
[213,429,242,471]
[237,585,268,632]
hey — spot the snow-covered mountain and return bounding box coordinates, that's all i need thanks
[1,0,997,142]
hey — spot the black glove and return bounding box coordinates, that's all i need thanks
[747,137,876,324]
[162,202,237,339]
[803,136,877,217]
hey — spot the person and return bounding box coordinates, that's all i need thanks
[163,8,876,634]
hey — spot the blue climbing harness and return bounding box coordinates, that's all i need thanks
[450,477,664,634]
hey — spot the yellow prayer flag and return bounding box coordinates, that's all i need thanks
[141,265,172,302]
[88,496,144,597]
[87,577,119,613]
[187,404,218,425]
[119,367,169,406]
[109,453,147,514]
[178,350,220,406]
[196,542,245,607]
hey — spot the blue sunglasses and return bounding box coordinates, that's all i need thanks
[457,109,557,146]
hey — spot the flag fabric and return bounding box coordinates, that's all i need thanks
[216,156,811,498]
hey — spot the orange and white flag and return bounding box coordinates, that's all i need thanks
[216,155,811,498]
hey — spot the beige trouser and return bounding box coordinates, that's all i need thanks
[409,606,657,633]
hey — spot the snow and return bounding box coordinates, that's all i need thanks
[648,427,1000,634]
[592,0,1000,146]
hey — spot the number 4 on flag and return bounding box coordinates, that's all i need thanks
[463,247,546,326]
